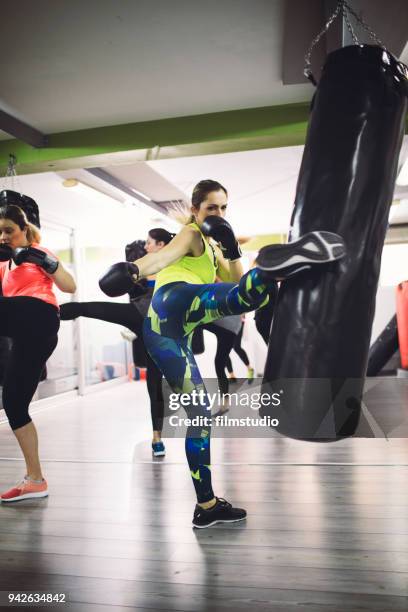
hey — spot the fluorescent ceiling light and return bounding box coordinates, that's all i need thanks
[62,178,125,204]
[396,158,408,186]
[129,187,152,201]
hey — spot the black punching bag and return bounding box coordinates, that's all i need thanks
[0,190,41,228]
[366,315,399,376]
[261,45,407,440]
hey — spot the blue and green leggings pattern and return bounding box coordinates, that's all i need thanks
[143,269,275,503]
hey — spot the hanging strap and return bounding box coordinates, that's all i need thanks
[303,0,386,86]
[1,153,22,193]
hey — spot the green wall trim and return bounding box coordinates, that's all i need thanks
[0,103,311,174]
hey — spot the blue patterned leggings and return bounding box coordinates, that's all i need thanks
[143,269,274,503]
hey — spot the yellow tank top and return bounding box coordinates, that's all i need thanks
[153,222,217,293]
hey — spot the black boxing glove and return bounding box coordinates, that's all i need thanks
[128,278,149,301]
[99,262,140,297]
[125,239,147,262]
[13,246,59,273]
[0,244,13,262]
[201,215,242,261]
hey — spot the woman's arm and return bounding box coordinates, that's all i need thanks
[134,225,199,277]
[213,244,244,283]
[51,262,77,293]
[12,245,77,294]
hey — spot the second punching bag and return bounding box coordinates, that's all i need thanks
[366,315,399,377]
[261,45,407,440]
[396,281,408,370]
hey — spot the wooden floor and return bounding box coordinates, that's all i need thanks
[0,381,407,611]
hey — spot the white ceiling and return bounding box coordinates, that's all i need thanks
[103,163,187,203]
[0,170,176,246]
[1,1,406,236]
[1,1,407,143]
[0,0,312,140]
[98,135,408,235]
[149,146,304,234]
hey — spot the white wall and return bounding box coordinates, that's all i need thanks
[371,243,408,342]
[4,171,160,244]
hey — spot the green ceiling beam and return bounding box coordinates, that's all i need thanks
[1,101,406,175]
[0,102,311,175]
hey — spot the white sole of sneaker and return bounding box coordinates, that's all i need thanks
[152,451,166,457]
[192,516,247,529]
[0,491,48,503]
[256,231,345,273]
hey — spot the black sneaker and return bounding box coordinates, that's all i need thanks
[192,497,247,529]
[255,231,346,279]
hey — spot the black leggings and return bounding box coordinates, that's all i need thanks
[225,322,250,373]
[201,323,236,395]
[255,294,276,345]
[59,302,164,431]
[0,296,59,430]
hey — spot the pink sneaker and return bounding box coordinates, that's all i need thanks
[0,477,48,502]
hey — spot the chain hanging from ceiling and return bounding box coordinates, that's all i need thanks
[304,0,386,85]
[1,153,22,193]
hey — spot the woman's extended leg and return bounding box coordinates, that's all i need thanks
[60,301,143,336]
[232,322,254,381]
[148,270,275,341]
[182,269,276,333]
[233,323,250,366]
[201,323,236,395]
[254,283,278,345]
[61,300,166,454]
